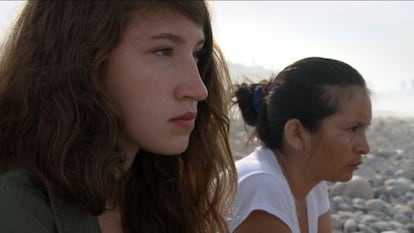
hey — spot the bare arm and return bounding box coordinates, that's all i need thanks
[317,211,332,233]
[234,210,292,233]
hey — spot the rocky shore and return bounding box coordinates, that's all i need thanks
[229,113,414,233]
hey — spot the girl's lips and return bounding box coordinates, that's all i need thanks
[170,112,196,121]
[170,112,196,129]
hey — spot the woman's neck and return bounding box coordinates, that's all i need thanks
[274,149,317,201]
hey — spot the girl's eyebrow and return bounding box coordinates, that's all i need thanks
[148,32,205,47]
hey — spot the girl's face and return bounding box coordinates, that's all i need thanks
[104,8,208,159]
[309,87,371,182]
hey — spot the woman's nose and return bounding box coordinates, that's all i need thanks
[355,133,370,155]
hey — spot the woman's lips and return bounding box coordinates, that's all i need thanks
[347,161,362,170]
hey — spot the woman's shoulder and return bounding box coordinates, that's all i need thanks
[236,146,281,178]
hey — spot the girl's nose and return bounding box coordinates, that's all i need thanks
[175,60,208,101]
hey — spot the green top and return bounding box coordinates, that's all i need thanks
[0,170,101,233]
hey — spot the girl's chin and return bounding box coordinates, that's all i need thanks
[153,144,189,156]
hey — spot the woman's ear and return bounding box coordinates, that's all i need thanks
[283,119,309,152]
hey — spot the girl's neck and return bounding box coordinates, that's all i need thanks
[98,205,123,233]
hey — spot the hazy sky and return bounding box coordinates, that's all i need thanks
[1,1,413,92]
[210,1,414,93]
[0,1,413,116]
[0,2,24,37]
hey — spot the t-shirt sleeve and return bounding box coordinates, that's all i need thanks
[227,172,296,232]
[0,174,56,233]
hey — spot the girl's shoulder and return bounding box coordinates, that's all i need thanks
[0,170,56,233]
[0,170,101,233]
[0,169,42,187]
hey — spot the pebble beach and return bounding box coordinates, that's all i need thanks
[229,112,414,233]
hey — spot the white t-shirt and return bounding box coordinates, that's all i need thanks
[227,146,330,233]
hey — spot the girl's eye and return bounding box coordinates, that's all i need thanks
[193,50,203,63]
[153,48,173,57]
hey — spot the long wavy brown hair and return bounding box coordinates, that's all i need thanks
[0,1,236,232]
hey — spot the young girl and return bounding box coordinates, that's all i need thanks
[0,1,236,233]
[228,57,372,233]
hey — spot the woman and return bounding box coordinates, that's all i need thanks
[228,57,371,233]
[0,1,236,233]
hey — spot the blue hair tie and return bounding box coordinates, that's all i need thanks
[253,85,263,113]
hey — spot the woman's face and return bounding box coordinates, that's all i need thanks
[309,87,371,182]
[104,8,208,159]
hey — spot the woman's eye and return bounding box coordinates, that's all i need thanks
[153,48,173,57]
[347,126,358,133]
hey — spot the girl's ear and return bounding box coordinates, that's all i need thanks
[283,119,309,152]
